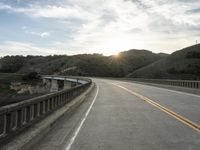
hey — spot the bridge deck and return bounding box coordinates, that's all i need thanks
[31,78,200,150]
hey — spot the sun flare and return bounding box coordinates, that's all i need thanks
[113,52,120,58]
[97,37,133,56]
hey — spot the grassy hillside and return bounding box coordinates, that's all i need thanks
[116,50,162,75]
[0,50,162,77]
[127,44,200,80]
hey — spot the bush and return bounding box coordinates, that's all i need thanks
[22,72,41,82]
[0,56,26,73]
[167,67,178,74]
[186,52,200,59]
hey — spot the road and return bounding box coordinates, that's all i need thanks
[31,78,200,150]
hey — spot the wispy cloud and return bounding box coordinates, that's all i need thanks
[0,3,11,10]
[0,2,94,20]
[27,31,50,38]
[21,26,51,38]
[0,41,57,56]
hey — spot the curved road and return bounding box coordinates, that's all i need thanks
[31,78,200,150]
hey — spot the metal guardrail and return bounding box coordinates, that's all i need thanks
[0,77,91,141]
[127,78,200,89]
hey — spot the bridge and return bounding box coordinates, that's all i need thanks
[0,77,200,150]
[42,75,89,92]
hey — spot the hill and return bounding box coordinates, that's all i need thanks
[127,44,200,80]
[111,50,162,76]
[0,49,162,77]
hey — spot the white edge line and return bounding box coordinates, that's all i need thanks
[65,85,99,150]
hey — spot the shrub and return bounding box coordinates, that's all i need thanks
[22,72,41,82]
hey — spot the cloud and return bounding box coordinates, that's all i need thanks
[0,3,11,10]
[0,41,57,56]
[40,32,50,37]
[29,31,50,38]
[0,3,94,21]
[127,0,151,9]
[0,0,200,55]
[26,5,85,19]
[177,0,198,3]
[21,27,50,38]
[186,8,200,14]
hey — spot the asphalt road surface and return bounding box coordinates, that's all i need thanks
[31,78,200,150]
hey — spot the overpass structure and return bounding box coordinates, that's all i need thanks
[0,77,200,150]
[43,75,90,92]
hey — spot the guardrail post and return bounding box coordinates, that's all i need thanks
[58,95,61,106]
[22,107,27,125]
[17,109,22,128]
[39,102,43,115]
[47,99,50,112]
[0,114,6,137]
[33,104,37,118]
[56,96,58,107]
[194,82,196,88]
[5,113,11,134]
[30,105,34,121]
[49,98,52,111]
[43,101,46,114]
[11,110,18,130]
[56,96,58,106]
[37,103,40,117]
[45,100,48,113]
[59,95,61,105]
[26,106,31,123]
[53,97,55,108]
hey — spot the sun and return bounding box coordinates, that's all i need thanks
[113,52,120,58]
[97,37,133,56]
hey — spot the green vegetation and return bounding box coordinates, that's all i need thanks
[0,75,17,104]
[0,84,15,95]
[22,72,42,83]
[0,44,199,80]
[0,56,26,73]
[127,44,200,80]
[0,73,23,82]
[0,50,163,77]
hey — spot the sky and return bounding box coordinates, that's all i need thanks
[0,0,200,56]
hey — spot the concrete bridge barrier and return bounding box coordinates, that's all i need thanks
[0,76,92,143]
[127,78,200,89]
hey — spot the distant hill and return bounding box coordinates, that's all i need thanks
[112,50,162,76]
[0,49,162,77]
[127,44,200,80]
[157,53,169,57]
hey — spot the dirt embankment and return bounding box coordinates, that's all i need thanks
[0,79,50,107]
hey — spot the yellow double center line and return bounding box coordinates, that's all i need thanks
[112,83,200,133]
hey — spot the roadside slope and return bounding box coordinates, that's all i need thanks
[127,44,200,80]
